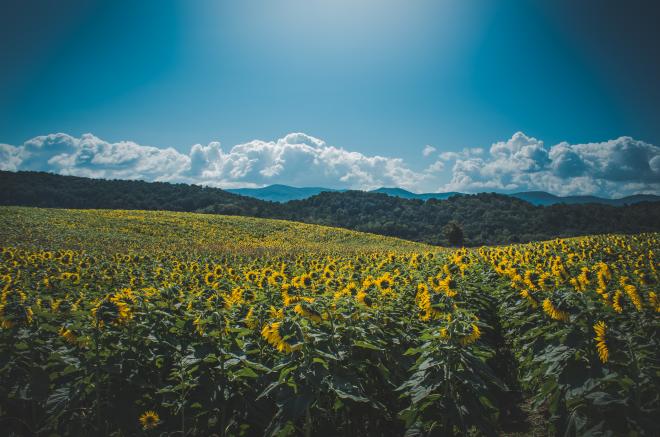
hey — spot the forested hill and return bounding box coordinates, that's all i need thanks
[268,191,660,246]
[2,170,659,246]
[0,170,273,215]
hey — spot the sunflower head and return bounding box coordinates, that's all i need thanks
[438,312,480,346]
[356,288,378,308]
[375,275,392,291]
[93,295,131,325]
[300,274,313,288]
[593,321,609,363]
[542,298,569,322]
[139,410,160,430]
[204,272,218,287]
[293,302,322,323]
[261,320,304,353]
[59,326,78,344]
[0,300,33,328]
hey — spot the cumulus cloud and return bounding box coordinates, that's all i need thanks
[422,145,436,157]
[10,133,190,182]
[0,144,22,171]
[440,132,660,197]
[2,131,658,197]
[438,147,483,162]
[182,133,427,190]
[3,132,425,191]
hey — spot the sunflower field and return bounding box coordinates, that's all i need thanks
[0,207,658,436]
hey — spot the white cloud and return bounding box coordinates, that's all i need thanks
[422,145,436,157]
[2,131,658,198]
[438,147,483,161]
[3,132,425,192]
[0,144,21,171]
[425,160,445,173]
[439,132,660,197]
[183,132,427,190]
[13,133,190,182]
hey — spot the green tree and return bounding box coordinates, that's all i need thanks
[443,221,464,246]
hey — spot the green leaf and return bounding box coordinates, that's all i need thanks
[233,366,259,378]
[352,340,383,351]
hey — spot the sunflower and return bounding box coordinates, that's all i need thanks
[281,285,313,306]
[268,271,286,287]
[169,271,183,283]
[519,289,538,308]
[298,274,313,288]
[459,323,481,346]
[333,282,357,301]
[622,283,642,311]
[415,283,429,302]
[438,275,458,297]
[0,300,33,329]
[245,270,260,283]
[139,410,160,430]
[551,259,569,283]
[356,287,378,308]
[523,270,540,290]
[261,321,303,353]
[293,302,322,323]
[648,292,660,313]
[375,273,394,293]
[542,298,569,322]
[612,290,623,313]
[537,272,552,290]
[204,272,218,287]
[593,321,609,363]
[59,326,78,344]
[438,313,480,346]
[429,275,443,291]
[92,294,132,325]
[205,292,230,310]
[575,267,591,291]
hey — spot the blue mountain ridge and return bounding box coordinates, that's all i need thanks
[227,185,659,206]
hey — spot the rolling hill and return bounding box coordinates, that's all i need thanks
[0,206,432,254]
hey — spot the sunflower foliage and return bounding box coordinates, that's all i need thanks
[483,234,660,436]
[398,310,505,436]
[0,207,658,436]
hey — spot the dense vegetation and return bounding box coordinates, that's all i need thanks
[272,191,660,245]
[1,207,658,436]
[2,171,660,246]
[0,171,273,217]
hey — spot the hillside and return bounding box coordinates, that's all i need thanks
[271,190,660,245]
[2,171,660,246]
[0,170,273,215]
[0,206,432,255]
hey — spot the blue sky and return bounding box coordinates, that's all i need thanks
[1,0,659,196]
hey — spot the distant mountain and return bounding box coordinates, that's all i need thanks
[371,187,461,201]
[226,185,459,202]
[510,191,660,206]
[227,184,342,202]
[226,184,659,205]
